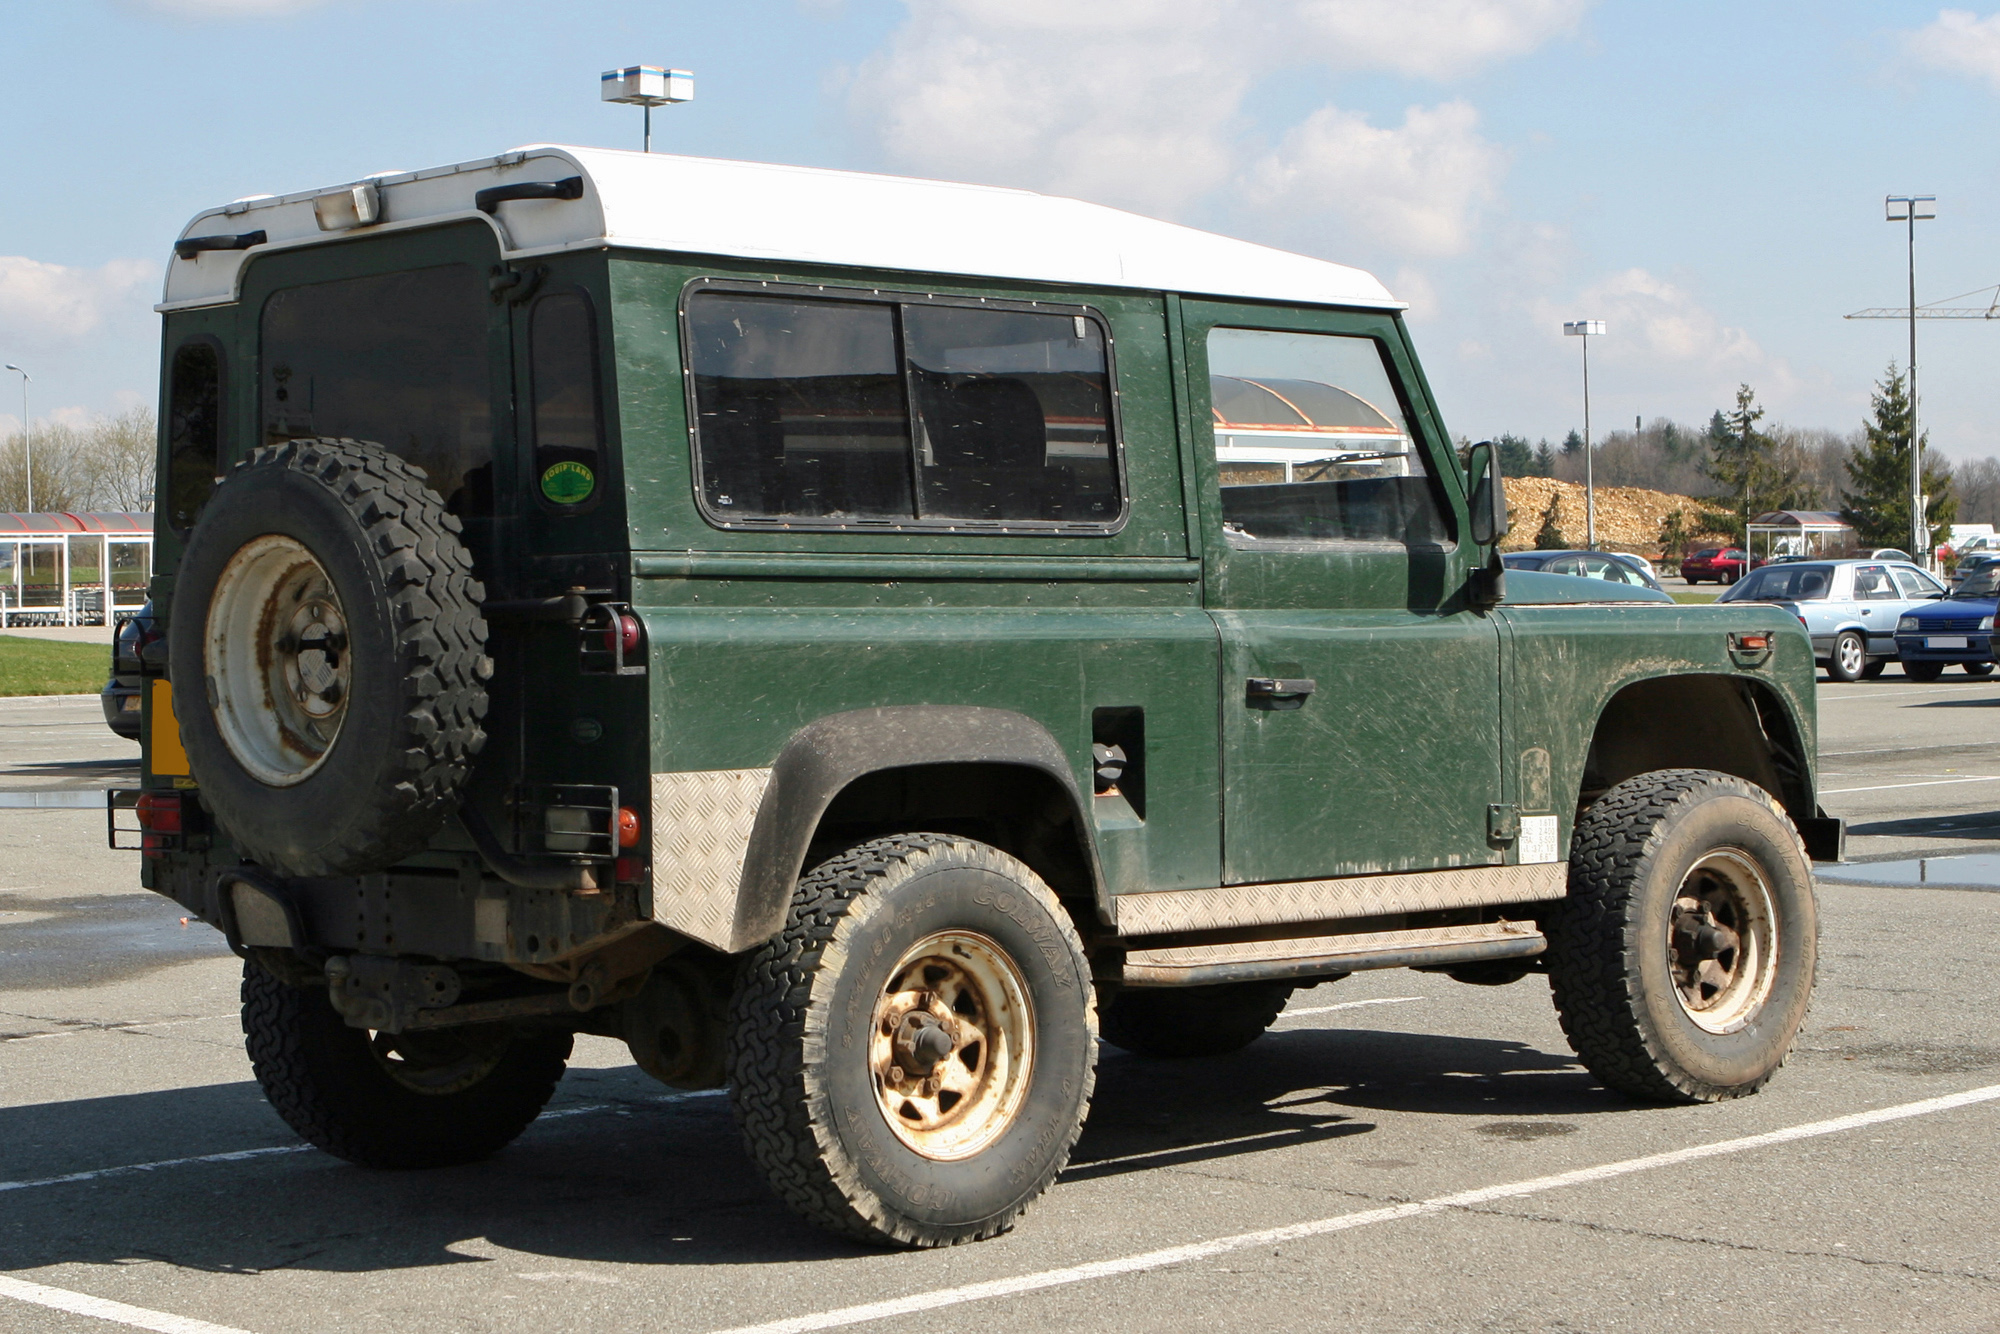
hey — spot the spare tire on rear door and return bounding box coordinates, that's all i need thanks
[169,437,491,877]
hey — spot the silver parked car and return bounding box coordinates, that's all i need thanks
[1717,558,1946,681]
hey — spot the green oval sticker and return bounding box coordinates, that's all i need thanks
[541,460,595,504]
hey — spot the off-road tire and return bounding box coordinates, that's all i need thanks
[1545,770,1816,1104]
[241,960,570,1168]
[1826,630,1865,682]
[1099,981,1294,1058]
[170,437,489,876]
[1903,659,1945,682]
[728,834,1097,1248]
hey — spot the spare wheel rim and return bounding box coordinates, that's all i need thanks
[205,534,352,787]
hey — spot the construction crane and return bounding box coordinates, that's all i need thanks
[1847,283,2000,319]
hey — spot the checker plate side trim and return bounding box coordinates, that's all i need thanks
[650,768,775,950]
[1111,862,1567,936]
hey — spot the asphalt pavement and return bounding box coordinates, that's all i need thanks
[1,682,1997,1334]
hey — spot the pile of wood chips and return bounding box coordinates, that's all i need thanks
[1499,476,1728,558]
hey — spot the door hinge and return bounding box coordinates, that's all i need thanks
[1487,803,1520,842]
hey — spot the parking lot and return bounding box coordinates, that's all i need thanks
[3,673,1998,1334]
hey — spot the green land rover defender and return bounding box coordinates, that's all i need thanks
[126,145,1841,1247]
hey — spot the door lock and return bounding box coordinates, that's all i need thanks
[1246,677,1316,711]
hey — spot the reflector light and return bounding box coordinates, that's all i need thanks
[135,792,182,833]
[615,856,643,884]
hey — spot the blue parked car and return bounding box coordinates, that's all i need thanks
[1718,558,1947,682]
[1895,566,1998,681]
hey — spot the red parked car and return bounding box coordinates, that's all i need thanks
[1681,547,1749,584]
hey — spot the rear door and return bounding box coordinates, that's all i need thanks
[1181,299,1501,884]
[1850,563,1902,655]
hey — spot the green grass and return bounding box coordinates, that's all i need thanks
[0,636,111,696]
[1671,591,1721,604]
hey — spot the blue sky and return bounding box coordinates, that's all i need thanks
[5,0,2000,460]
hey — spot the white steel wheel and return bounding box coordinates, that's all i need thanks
[205,534,352,786]
[1667,850,1778,1034]
[869,930,1035,1161]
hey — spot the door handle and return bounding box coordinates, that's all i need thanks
[1246,677,1316,711]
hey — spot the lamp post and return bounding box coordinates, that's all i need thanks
[600,66,694,152]
[3,364,27,514]
[1562,321,1604,550]
[1886,195,1935,565]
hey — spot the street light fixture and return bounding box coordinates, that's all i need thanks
[1886,194,1936,564]
[1562,320,1605,550]
[600,66,694,152]
[3,364,27,514]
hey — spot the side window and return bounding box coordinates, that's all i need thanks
[1543,556,1581,576]
[1853,564,1898,599]
[1893,567,1942,597]
[166,339,222,538]
[261,264,492,516]
[529,291,604,508]
[684,288,1122,530]
[1204,327,1446,547]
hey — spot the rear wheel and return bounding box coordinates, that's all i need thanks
[1100,981,1295,1058]
[1826,631,1865,682]
[1545,770,1816,1103]
[729,834,1096,1247]
[241,960,570,1168]
[1963,661,1994,677]
[1904,660,1945,682]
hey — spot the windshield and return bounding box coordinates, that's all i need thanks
[1722,564,1833,602]
[1950,567,2000,600]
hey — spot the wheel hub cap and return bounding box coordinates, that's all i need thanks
[206,535,353,786]
[1668,849,1779,1033]
[869,931,1035,1161]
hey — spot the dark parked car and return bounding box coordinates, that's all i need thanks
[101,602,156,739]
[1681,547,1749,584]
[1895,567,1998,681]
[1502,549,1664,592]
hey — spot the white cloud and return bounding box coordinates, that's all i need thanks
[1247,100,1506,256]
[1901,9,2000,91]
[849,0,1586,224]
[0,256,159,347]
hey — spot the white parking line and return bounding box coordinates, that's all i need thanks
[710,1082,2000,1334]
[1821,775,2000,795]
[1276,996,1426,1020]
[0,1274,252,1334]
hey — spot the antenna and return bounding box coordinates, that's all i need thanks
[600,66,694,152]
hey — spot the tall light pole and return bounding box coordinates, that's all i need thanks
[1563,321,1605,550]
[1886,195,1935,564]
[3,364,27,514]
[600,66,694,152]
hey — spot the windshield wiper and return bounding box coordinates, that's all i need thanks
[1294,451,1408,481]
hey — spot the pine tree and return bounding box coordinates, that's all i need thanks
[1700,384,1804,543]
[1839,361,1956,551]
[1533,439,1555,477]
[1561,429,1584,456]
[1495,433,1534,478]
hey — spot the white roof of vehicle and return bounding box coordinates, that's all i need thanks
[160,145,1400,313]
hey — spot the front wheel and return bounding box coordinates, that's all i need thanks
[1860,658,1886,680]
[1904,659,1945,682]
[1827,631,1866,682]
[729,835,1097,1247]
[1545,770,1816,1103]
[1963,661,1994,678]
[241,960,571,1168]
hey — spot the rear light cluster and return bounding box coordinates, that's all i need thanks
[134,791,185,855]
[615,804,644,884]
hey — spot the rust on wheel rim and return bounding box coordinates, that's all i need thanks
[868,930,1035,1161]
[205,535,352,787]
[1667,849,1779,1034]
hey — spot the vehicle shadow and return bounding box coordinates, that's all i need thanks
[0,1024,1625,1275]
[1845,811,2000,841]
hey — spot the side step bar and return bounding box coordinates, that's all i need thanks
[1121,921,1545,987]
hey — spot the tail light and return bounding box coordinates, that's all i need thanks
[617,805,641,848]
[135,792,183,833]
[603,614,641,655]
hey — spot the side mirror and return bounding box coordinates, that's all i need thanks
[1466,440,1509,547]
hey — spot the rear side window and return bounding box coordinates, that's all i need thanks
[684,286,1122,531]
[529,291,605,508]
[260,264,492,516]
[1728,565,1832,601]
[1204,327,1446,548]
[166,339,222,538]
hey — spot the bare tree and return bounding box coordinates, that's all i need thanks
[0,408,155,512]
